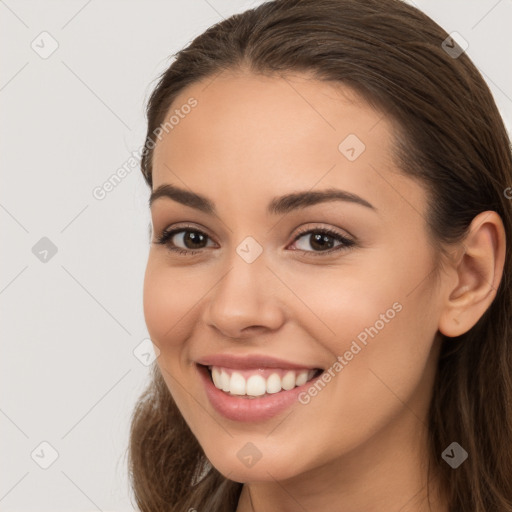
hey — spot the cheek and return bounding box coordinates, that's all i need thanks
[142,256,200,347]
[277,258,406,353]
[285,246,438,408]
[328,251,438,417]
[142,259,202,417]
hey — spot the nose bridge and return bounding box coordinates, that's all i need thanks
[203,238,285,337]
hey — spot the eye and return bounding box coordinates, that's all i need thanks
[154,225,215,255]
[288,226,355,256]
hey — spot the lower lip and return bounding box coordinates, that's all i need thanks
[197,364,322,422]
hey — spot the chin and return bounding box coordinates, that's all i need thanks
[204,447,307,483]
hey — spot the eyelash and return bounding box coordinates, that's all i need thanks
[154,223,355,258]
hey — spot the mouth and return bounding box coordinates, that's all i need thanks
[198,363,324,399]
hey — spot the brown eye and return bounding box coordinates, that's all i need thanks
[290,228,355,256]
[155,227,214,255]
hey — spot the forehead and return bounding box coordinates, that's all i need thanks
[151,71,425,221]
[154,70,392,167]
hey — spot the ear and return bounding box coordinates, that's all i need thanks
[438,211,506,337]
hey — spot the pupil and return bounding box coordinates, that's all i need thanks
[311,233,333,250]
[185,231,205,249]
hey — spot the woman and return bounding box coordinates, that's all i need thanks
[128,0,512,510]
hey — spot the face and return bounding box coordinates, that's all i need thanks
[144,70,447,483]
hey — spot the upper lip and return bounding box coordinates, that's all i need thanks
[196,354,322,370]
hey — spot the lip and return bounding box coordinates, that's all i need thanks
[195,353,322,371]
[196,363,323,422]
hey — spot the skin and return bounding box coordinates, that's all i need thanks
[143,70,506,512]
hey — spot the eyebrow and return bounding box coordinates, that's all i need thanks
[149,183,376,215]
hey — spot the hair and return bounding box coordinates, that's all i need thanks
[127,0,512,510]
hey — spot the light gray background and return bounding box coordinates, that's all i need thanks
[1,1,510,510]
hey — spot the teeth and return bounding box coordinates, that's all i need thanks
[231,372,246,395]
[211,367,221,388]
[295,371,308,386]
[246,374,267,396]
[209,366,318,397]
[266,373,282,394]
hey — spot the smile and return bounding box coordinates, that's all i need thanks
[207,365,323,398]
[196,362,325,422]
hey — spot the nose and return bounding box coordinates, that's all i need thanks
[202,252,286,339]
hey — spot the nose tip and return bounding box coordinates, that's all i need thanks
[202,263,286,339]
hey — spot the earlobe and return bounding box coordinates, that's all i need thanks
[438,211,506,338]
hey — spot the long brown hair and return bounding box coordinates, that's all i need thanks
[127,1,512,510]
